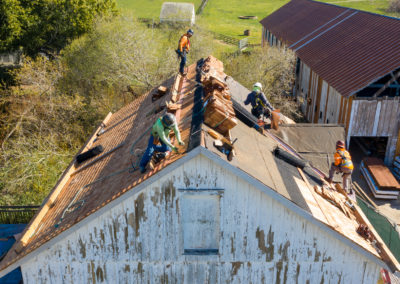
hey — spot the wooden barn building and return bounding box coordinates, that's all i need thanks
[260,0,400,165]
[0,58,399,283]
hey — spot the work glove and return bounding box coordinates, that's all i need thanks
[172,146,179,153]
[179,141,185,146]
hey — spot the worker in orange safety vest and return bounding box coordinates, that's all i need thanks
[176,29,193,75]
[325,140,354,193]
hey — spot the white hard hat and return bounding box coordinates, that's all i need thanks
[253,82,262,89]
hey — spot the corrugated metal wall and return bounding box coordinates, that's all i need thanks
[20,154,380,283]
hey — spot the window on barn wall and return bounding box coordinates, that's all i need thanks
[180,190,222,255]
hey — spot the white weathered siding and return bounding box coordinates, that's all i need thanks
[348,98,400,164]
[20,153,381,283]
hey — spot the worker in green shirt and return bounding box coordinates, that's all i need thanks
[139,113,184,173]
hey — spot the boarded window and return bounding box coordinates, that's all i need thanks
[181,193,220,255]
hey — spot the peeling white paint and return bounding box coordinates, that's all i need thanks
[21,154,381,283]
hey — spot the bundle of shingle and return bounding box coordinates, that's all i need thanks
[200,56,237,135]
[360,157,400,200]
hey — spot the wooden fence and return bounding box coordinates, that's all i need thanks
[0,206,40,224]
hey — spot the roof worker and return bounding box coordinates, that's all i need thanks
[176,29,193,75]
[325,140,354,194]
[244,82,274,120]
[139,113,185,174]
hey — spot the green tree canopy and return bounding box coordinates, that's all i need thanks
[0,0,117,56]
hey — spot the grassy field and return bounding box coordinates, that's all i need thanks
[116,0,397,46]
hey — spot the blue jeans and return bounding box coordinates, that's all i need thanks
[178,50,186,74]
[139,135,171,168]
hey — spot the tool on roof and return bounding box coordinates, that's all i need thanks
[208,128,237,161]
[152,86,168,102]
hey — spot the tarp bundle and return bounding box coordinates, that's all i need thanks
[201,56,237,134]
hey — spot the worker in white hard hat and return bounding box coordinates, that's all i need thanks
[244,82,274,119]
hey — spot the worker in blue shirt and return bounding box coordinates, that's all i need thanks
[244,82,274,119]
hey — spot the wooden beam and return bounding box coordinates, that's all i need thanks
[352,181,378,209]
[313,77,323,123]
[323,84,330,123]
[345,97,353,134]
[373,70,400,98]
[395,128,400,158]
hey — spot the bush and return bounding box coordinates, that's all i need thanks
[224,46,304,121]
[0,58,93,205]
[388,0,400,12]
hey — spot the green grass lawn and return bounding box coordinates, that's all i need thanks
[116,0,397,46]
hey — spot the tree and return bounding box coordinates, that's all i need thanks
[0,0,26,51]
[0,0,117,55]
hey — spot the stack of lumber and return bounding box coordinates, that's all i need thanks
[392,156,400,181]
[360,157,400,200]
[201,56,237,135]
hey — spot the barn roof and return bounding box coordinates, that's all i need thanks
[260,0,400,97]
[0,56,397,276]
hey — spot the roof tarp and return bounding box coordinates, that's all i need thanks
[271,124,345,175]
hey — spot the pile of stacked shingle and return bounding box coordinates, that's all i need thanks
[200,56,237,135]
[360,157,400,200]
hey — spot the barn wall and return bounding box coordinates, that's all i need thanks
[300,70,351,127]
[20,153,381,283]
[348,98,400,164]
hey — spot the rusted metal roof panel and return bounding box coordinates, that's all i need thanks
[260,0,400,97]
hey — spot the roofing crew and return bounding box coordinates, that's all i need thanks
[139,113,184,173]
[176,29,193,75]
[244,82,274,120]
[325,140,354,194]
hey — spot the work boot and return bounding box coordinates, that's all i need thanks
[140,166,146,174]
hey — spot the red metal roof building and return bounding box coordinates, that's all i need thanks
[260,0,400,165]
